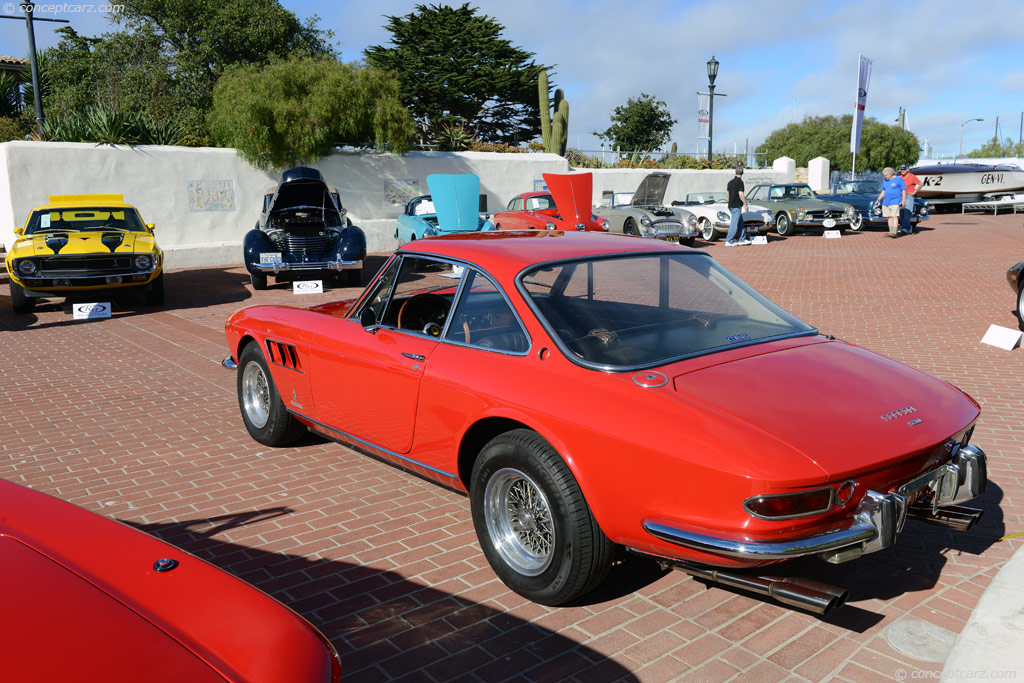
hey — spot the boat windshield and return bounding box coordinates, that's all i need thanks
[519,252,815,370]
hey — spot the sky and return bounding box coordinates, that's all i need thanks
[2,0,1023,162]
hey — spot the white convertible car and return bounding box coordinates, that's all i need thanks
[674,192,775,242]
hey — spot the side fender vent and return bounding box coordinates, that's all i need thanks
[265,339,303,373]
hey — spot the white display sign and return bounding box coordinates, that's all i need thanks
[981,324,1022,351]
[824,230,842,239]
[259,252,282,264]
[751,236,768,245]
[293,280,324,294]
[73,302,112,320]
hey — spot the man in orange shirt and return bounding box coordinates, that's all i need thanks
[898,164,922,234]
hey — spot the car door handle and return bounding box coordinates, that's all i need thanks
[401,352,426,361]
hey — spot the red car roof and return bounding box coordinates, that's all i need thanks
[396,230,698,280]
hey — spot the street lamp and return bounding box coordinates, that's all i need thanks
[706,56,718,162]
[958,117,984,159]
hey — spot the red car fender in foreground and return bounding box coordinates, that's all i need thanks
[0,479,341,683]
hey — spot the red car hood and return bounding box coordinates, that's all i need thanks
[543,172,592,224]
[2,536,224,682]
[672,341,979,478]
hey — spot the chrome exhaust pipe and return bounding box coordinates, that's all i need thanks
[627,549,848,615]
[906,503,983,532]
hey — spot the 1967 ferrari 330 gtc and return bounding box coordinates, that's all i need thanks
[223,231,987,612]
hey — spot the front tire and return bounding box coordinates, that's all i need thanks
[250,271,268,290]
[144,272,165,305]
[850,212,864,231]
[470,429,613,606]
[699,217,718,241]
[776,212,794,236]
[236,342,305,446]
[1017,286,1024,326]
[10,280,36,314]
[623,218,639,236]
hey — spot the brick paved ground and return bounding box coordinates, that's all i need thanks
[2,213,1022,682]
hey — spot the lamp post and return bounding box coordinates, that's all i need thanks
[706,56,718,162]
[958,117,983,159]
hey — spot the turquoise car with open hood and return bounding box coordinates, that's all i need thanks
[395,174,494,245]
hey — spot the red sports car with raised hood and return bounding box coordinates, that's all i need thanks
[223,231,988,613]
[492,172,610,233]
[0,479,341,682]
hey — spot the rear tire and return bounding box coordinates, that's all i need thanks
[236,341,305,446]
[470,429,613,606]
[10,280,35,314]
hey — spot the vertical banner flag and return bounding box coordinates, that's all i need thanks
[697,93,710,140]
[850,55,872,154]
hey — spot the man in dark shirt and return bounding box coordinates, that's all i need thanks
[726,167,750,246]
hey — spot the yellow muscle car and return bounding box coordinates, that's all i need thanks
[5,194,163,313]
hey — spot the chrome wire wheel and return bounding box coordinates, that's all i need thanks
[241,360,271,429]
[484,467,555,576]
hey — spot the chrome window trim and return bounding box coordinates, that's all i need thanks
[353,251,533,354]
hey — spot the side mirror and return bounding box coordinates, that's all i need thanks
[14,226,24,235]
[146,223,155,232]
[359,307,377,332]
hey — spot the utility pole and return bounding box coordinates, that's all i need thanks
[0,4,69,137]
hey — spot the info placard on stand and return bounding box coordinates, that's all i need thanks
[823,230,842,239]
[73,302,112,320]
[981,324,1022,351]
[293,281,324,294]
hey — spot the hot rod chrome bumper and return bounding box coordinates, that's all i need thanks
[254,258,362,274]
[643,444,987,563]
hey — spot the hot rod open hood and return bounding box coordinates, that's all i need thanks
[543,172,592,224]
[268,167,340,216]
[426,174,482,233]
[631,173,670,206]
[672,341,979,478]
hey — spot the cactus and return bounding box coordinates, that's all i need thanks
[670,141,677,159]
[538,70,569,156]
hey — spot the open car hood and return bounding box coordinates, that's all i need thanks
[268,167,340,217]
[543,172,592,223]
[426,174,482,233]
[672,341,979,478]
[631,173,670,206]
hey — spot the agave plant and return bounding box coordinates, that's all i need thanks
[137,115,184,146]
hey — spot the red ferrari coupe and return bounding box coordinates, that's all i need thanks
[0,479,341,682]
[492,172,609,232]
[224,231,987,613]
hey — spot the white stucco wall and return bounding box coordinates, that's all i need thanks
[0,141,796,269]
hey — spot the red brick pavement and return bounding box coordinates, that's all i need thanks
[1,213,1022,681]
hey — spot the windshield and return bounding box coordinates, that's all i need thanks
[520,253,815,369]
[770,185,816,199]
[25,207,146,234]
[835,181,881,194]
[685,192,727,205]
[525,194,555,211]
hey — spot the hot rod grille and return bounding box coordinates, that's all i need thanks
[39,255,132,275]
[283,235,331,253]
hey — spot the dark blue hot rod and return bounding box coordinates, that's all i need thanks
[243,167,366,289]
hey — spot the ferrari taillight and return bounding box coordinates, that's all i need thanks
[743,488,834,520]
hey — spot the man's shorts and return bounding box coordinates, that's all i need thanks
[882,204,900,218]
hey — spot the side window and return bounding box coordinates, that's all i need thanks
[379,257,462,337]
[446,269,528,353]
[511,197,524,212]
